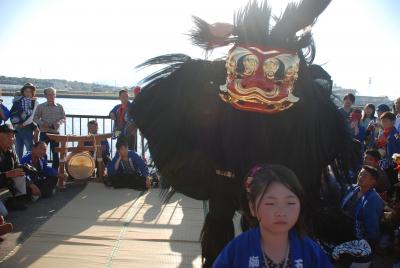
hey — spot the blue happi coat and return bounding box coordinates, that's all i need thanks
[20,152,58,180]
[107,150,149,177]
[340,185,384,241]
[213,227,332,268]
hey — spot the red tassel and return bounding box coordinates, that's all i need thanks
[209,22,233,38]
[132,86,141,95]
[206,22,234,49]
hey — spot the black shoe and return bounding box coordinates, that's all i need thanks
[151,177,160,188]
[103,176,113,187]
[5,197,28,211]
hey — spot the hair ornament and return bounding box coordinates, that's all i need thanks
[244,177,253,193]
[244,165,263,192]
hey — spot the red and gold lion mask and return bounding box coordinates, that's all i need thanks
[219,45,300,114]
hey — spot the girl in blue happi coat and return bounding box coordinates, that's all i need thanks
[213,164,332,268]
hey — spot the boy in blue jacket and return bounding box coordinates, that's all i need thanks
[20,141,58,198]
[106,137,151,190]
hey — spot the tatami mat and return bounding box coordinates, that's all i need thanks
[0,184,204,267]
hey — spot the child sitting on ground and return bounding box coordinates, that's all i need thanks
[212,164,332,268]
[318,166,385,268]
[363,149,390,194]
[20,141,58,199]
[83,120,111,177]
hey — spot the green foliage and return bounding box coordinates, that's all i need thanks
[0,75,118,92]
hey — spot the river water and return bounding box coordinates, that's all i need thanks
[1,95,120,136]
[1,96,119,116]
[1,95,145,157]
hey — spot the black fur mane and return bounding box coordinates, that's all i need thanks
[190,0,331,63]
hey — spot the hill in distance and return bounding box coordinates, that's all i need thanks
[0,75,120,92]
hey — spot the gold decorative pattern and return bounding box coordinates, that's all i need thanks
[221,46,301,113]
[234,80,280,99]
[242,54,259,77]
[263,58,280,80]
[224,89,297,104]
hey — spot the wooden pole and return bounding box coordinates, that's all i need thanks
[58,141,67,189]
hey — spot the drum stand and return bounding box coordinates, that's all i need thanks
[46,133,112,189]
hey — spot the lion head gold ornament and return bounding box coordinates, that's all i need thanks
[220,45,300,113]
[189,0,332,114]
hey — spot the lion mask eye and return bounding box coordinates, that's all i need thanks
[263,58,280,80]
[263,54,299,81]
[237,54,259,77]
[226,47,259,78]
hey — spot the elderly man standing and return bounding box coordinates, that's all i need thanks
[34,87,66,170]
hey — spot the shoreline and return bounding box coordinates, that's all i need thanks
[1,92,120,100]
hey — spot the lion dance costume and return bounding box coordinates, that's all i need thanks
[130,0,352,266]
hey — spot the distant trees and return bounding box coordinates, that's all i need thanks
[0,75,118,92]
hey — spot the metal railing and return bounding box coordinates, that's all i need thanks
[62,114,115,155]
[46,114,147,162]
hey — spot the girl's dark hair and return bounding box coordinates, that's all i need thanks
[241,164,306,236]
[362,103,376,121]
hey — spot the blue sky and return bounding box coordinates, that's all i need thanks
[0,0,399,99]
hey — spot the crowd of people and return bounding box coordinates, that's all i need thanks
[0,83,150,241]
[324,93,400,267]
[213,94,400,267]
[1,83,400,267]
